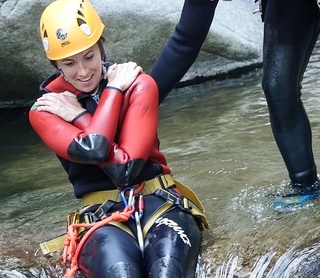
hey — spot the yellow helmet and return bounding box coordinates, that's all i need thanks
[40,0,105,60]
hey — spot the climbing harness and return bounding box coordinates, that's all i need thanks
[39,175,208,254]
[38,175,208,277]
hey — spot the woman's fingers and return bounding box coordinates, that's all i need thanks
[107,62,143,91]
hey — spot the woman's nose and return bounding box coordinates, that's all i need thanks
[77,63,89,76]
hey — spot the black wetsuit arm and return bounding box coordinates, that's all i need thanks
[150,0,219,104]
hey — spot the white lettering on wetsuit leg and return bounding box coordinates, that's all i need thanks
[155,217,191,247]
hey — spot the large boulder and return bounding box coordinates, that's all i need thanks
[0,0,263,108]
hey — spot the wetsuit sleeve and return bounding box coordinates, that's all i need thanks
[150,0,218,104]
[29,87,123,164]
[72,111,92,129]
[100,74,159,188]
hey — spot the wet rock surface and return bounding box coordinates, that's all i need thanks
[0,0,263,108]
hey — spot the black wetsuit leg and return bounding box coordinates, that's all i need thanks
[77,195,201,278]
[150,0,219,104]
[144,207,202,278]
[261,0,320,186]
[78,225,144,278]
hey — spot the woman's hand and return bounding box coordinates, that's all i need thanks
[107,61,143,92]
[35,91,86,122]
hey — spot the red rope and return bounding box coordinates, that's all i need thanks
[62,205,135,278]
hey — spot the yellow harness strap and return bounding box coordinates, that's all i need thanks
[81,174,176,207]
[108,220,135,238]
[174,180,209,229]
[142,185,209,236]
[38,174,209,255]
[39,210,81,255]
[174,179,205,212]
[39,234,67,255]
[143,187,209,233]
[142,201,174,236]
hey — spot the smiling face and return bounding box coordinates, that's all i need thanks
[56,43,102,93]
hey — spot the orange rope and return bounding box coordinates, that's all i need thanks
[62,205,135,278]
[125,181,145,196]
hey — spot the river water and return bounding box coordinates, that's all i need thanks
[2,51,320,277]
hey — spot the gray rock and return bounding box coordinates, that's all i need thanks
[0,0,263,108]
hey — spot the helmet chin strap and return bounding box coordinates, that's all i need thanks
[60,69,68,82]
[101,61,114,80]
[101,62,108,80]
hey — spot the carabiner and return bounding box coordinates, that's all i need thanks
[120,188,133,206]
[138,194,144,219]
[135,211,144,253]
[120,188,135,219]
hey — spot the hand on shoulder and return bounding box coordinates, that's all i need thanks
[107,61,143,92]
[35,91,86,122]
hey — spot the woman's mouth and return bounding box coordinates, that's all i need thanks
[79,76,92,82]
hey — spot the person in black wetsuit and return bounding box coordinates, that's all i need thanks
[150,0,219,103]
[261,0,320,196]
[151,0,320,201]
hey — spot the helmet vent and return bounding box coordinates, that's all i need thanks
[79,1,85,13]
[77,18,91,36]
[77,10,85,18]
[77,18,86,26]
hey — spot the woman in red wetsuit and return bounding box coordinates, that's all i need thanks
[29,0,207,277]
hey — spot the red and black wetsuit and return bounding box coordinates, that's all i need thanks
[29,71,202,277]
[29,72,171,198]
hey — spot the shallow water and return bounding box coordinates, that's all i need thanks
[1,49,320,277]
[158,66,320,277]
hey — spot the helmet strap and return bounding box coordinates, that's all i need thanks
[101,63,108,80]
[60,70,68,82]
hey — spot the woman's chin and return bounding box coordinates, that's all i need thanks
[76,83,97,93]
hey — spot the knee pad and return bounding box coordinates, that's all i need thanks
[148,257,183,278]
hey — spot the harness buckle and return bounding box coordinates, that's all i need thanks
[154,188,182,206]
[83,212,99,224]
[67,210,80,226]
